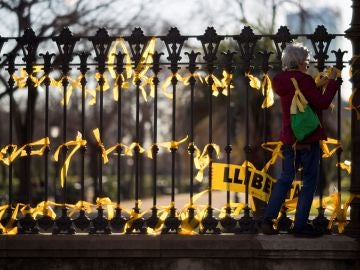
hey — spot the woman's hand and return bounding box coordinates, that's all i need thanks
[328,68,337,80]
[317,76,329,87]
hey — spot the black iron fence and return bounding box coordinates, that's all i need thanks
[0,25,352,235]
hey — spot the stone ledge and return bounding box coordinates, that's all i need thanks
[1,235,359,270]
[0,234,359,259]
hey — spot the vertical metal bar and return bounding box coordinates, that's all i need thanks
[171,77,177,204]
[2,53,16,230]
[62,77,68,205]
[152,77,158,207]
[117,77,122,206]
[80,75,86,202]
[134,79,141,213]
[7,55,15,208]
[208,79,213,207]
[146,51,162,230]
[110,52,127,232]
[99,76,104,197]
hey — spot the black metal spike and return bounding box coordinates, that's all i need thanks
[234,26,261,73]
[89,28,114,74]
[125,27,150,67]
[271,26,297,61]
[308,25,335,72]
[161,27,187,73]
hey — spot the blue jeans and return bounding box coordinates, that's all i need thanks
[264,142,320,231]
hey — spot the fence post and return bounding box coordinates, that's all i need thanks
[345,0,360,237]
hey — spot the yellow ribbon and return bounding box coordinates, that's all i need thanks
[345,88,360,120]
[96,197,114,220]
[261,74,274,108]
[12,66,46,89]
[0,204,19,235]
[193,143,221,182]
[112,74,130,101]
[31,201,57,220]
[315,67,342,86]
[220,70,234,96]
[261,141,284,172]
[1,137,50,166]
[107,37,132,79]
[290,77,308,114]
[92,128,109,164]
[205,74,225,96]
[147,136,189,159]
[325,193,348,233]
[320,138,342,158]
[95,72,110,91]
[105,143,135,157]
[161,73,189,99]
[337,160,351,174]
[245,72,261,90]
[68,200,94,217]
[54,132,87,188]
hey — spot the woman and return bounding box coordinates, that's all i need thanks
[261,42,340,236]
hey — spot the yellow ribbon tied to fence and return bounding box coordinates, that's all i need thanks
[194,143,221,182]
[112,74,130,101]
[220,70,234,96]
[105,142,135,158]
[1,137,50,166]
[12,66,46,89]
[147,136,188,159]
[320,138,342,158]
[0,204,20,235]
[161,73,189,99]
[31,201,57,220]
[345,88,360,120]
[54,132,87,188]
[337,160,351,174]
[92,128,109,164]
[205,74,226,96]
[261,141,283,172]
[261,74,274,108]
[324,192,348,233]
[245,72,261,90]
[96,197,114,220]
[67,200,94,217]
[107,37,132,80]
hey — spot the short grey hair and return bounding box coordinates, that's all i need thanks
[281,42,310,70]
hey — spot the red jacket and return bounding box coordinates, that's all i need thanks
[272,70,340,144]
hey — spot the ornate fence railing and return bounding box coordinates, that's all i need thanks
[0,25,354,235]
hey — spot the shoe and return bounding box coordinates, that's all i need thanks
[291,224,323,238]
[261,219,279,235]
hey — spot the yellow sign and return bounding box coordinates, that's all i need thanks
[212,162,301,203]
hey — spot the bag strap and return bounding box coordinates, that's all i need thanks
[290,77,308,114]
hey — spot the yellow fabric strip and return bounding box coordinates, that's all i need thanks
[96,197,114,220]
[345,88,360,120]
[54,132,87,188]
[261,74,274,108]
[92,128,109,164]
[193,143,221,182]
[1,137,50,166]
[290,77,308,114]
[147,136,188,159]
[261,141,283,172]
[0,204,19,234]
[337,160,351,174]
[320,138,342,158]
[245,72,261,90]
[31,201,57,220]
[106,143,134,157]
